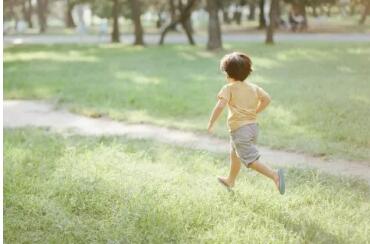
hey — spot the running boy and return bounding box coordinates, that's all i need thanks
[207,52,285,194]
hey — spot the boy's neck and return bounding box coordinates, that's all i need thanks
[227,78,243,83]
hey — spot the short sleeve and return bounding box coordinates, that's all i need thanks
[256,86,270,100]
[217,85,231,102]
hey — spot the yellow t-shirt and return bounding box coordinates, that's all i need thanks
[217,81,270,132]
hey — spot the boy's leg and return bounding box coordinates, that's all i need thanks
[218,149,241,187]
[248,160,279,188]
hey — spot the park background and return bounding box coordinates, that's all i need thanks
[3,0,370,243]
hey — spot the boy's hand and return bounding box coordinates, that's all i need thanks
[207,99,226,134]
[207,122,213,133]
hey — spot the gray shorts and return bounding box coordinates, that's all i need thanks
[230,123,260,167]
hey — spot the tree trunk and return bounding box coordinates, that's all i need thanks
[359,0,370,25]
[350,2,356,16]
[169,0,177,30]
[301,3,308,29]
[111,0,120,43]
[206,0,222,50]
[248,0,256,20]
[312,5,318,17]
[37,0,47,33]
[156,7,165,28]
[159,0,197,45]
[294,2,307,30]
[223,9,231,24]
[129,0,144,45]
[258,0,266,29]
[8,0,18,31]
[233,5,242,25]
[181,20,195,45]
[275,0,281,27]
[22,0,33,28]
[178,0,194,34]
[65,0,76,28]
[326,4,333,17]
[266,0,278,44]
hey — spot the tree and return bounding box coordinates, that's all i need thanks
[259,0,266,28]
[359,0,370,24]
[248,0,257,20]
[178,0,194,35]
[169,0,178,30]
[91,0,121,43]
[285,0,308,30]
[266,0,279,44]
[37,0,48,33]
[4,0,18,31]
[65,0,76,28]
[129,0,144,45]
[233,1,243,25]
[207,0,222,50]
[22,0,33,28]
[159,0,197,45]
[111,0,121,42]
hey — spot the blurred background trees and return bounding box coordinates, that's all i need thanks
[3,0,370,46]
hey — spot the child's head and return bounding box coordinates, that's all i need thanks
[220,52,252,82]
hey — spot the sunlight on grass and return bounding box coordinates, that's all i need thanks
[253,56,280,69]
[114,71,161,85]
[4,51,98,63]
[275,48,334,62]
[336,65,355,73]
[351,95,369,104]
[347,47,370,54]
[4,129,370,243]
[178,51,198,61]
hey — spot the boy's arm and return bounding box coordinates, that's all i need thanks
[256,91,271,113]
[207,98,227,133]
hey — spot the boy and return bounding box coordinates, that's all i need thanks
[207,52,285,194]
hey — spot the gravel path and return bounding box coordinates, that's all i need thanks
[4,100,370,184]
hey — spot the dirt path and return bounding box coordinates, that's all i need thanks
[4,33,370,46]
[4,100,370,184]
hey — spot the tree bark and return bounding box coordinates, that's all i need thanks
[7,0,18,31]
[326,4,333,17]
[65,0,76,28]
[266,0,278,44]
[275,0,281,27]
[311,1,318,17]
[359,0,370,25]
[233,4,242,25]
[248,0,256,20]
[159,0,197,45]
[181,20,195,45]
[206,0,222,50]
[156,6,165,28]
[129,0,144,45]
[178,0,194,34]
[22,0,33,28]
[301,2,308,29]
[37,0,47,33]
[111,0,120,43]
[223,9,231,24]
[259,0,266,29]
[169,0,177,30]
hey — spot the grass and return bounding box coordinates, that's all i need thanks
[4,42,370,161]
[4,128,370,243]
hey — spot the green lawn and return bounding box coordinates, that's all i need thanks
[4,43,370,161]
[4,129,370,243]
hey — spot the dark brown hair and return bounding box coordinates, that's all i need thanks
[220,52,253,81]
